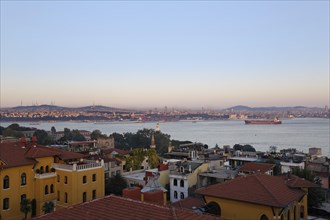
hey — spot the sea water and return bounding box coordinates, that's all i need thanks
[1,118,329,156]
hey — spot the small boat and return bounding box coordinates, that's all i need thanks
[244,118,282,125]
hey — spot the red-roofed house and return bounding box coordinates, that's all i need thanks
[0,139,104,220]
[238,162,275,175]
[197,173,316,220]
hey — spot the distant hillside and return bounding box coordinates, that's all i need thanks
[5,105,132,112]
[226,105,323,112]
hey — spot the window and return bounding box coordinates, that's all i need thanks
[174,191,178,199]
[3,175,9,189]
[45,185,49,195]
[180,180,184,187]
[64,176,68,184]
[57,191,60,201]
[287,210,290,220]
[21,173,26,186]
[260,215,269,220]
[92,190,96,200]
[57,175,60,182]
[92,174,96,182]
[174,179,177,186]
[180,192,184,199]
[50,184,54,193]
[40,166,44,173]
[83,175,87,184]
[45,165,49,173]
[21,194,26,202]
[3,198,9,210]
[83,192,87,203]
[65,193,68,203]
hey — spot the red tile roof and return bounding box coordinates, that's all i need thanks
[280,174,318,188]
[0,142,85,168]
[197,173,307,208]
[238,162,275,174]
[35,195,221,220]
[172,197,206,210]
[0,142,36,168]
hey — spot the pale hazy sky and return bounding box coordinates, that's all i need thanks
[1,1,329,109]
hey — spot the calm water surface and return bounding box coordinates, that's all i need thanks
[1,118,329,156]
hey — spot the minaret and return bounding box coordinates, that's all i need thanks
[150,131,156,149]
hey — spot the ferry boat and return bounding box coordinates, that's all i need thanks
[244,118,282,125]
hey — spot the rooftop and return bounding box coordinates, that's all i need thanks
[35,195,221,220]
[0,141,85,169]
[197,173,313,208]
[238,162,275,174]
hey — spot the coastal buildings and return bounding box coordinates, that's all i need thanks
[0,138,104,220]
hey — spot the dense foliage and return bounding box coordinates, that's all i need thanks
[124,148,160,171]
[265,155,282,176]
[233,144,256,152]
[105,174,128,196]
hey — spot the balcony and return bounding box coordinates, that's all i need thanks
[53,159,104,172]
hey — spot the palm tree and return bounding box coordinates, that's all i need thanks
[42,201,54,214]
[20,198,31,220]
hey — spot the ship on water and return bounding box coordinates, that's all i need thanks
[244,118,282,125]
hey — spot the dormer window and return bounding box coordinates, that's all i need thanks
[180,166,184,173]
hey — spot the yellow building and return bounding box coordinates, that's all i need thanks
[0,138,104,220]
[197,173,315,220]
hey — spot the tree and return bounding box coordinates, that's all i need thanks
[105,174,128,196]
[51,126,56,134]
[269,146,277,154]
[0,126,5,135]
[42,201,54,214]
[20,198,31,220]
[125,148,146,171]
[111,132,128,149]
[292,168,324,208]
[33,129,52,145]
[233,144,256,152]
[242,144,256,152]
[265,156,281,176]
[147,149,160,169]
[90,130,103,140]
[71,129,86,141]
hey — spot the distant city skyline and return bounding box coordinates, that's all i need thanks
[1,1,329,109]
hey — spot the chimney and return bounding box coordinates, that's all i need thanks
[31,135,38,144]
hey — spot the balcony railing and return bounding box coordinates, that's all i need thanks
[53,160,104,171]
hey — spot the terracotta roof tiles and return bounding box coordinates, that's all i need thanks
[197,173,308,208]
[0,142,85,169]
[35,195,221,220]
[238,162,275,173]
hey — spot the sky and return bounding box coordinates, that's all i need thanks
[1,1,329,109]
